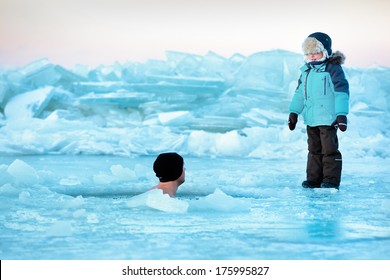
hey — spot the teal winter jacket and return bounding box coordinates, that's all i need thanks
[289,51,349,127]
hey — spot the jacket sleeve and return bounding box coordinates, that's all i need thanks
[328,64,350,116]
[289,75,304,114]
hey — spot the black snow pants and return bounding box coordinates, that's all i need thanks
[306,126,342,186]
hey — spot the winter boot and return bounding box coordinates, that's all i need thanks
[320,182,339,190]
[302,181,321,188]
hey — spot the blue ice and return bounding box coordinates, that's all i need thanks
[0,50,389,259]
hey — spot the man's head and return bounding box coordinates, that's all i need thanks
[153,152,184,183]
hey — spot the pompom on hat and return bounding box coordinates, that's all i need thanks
[302,32,332,58]
[153,152,184,182]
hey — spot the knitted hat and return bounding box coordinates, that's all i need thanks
[153,152,184,182]
[302,32,332,57]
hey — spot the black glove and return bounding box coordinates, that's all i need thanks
[288,113,298,131]
[332,115,347,132]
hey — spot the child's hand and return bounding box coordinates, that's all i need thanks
[332,115,347,131]
[288,113,298,130]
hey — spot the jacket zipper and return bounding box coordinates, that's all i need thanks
[304,69,310,99]
[324,77,327,95]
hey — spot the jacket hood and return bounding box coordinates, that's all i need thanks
[328,51,346,65]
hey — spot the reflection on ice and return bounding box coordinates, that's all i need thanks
[47,221,73,237]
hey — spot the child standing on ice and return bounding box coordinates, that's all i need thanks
[288,32,350,190]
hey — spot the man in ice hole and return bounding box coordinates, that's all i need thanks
[150,152,185,198]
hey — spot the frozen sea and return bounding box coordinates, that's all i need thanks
[1,155,389,260]
[0,50,390,260]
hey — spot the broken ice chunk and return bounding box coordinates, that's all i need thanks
[158,111,191,125]
[8,58,84,89]
[188,188,251,212]
[127,189,189,213]
[7,159,39,185]
[4,86,54,120]
[110,164,136,181]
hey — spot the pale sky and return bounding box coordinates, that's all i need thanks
[1,0,389,68]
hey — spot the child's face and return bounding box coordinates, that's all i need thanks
[305,52,324,62]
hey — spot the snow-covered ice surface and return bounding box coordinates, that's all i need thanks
[0,155,389,260]
[0,50,389,259]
